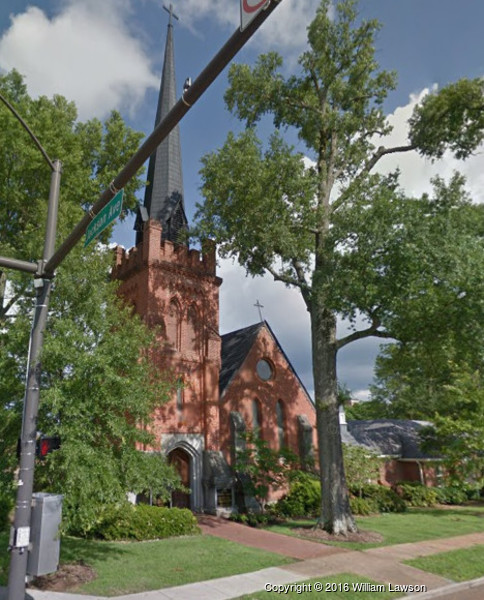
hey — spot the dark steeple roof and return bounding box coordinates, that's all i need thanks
[135,10,188,245]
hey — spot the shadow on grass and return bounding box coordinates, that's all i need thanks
[60,536,129,565]
[0,530,130,587]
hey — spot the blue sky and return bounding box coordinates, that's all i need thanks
[0,0,482,399]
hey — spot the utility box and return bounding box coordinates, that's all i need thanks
[27,493,63,577]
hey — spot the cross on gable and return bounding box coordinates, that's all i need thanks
[163,3,179,26]
[254,299,264,322]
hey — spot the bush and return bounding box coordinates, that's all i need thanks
[351,484,406,513]
[0,494,13,533]
[276,472,321,518]
[434,486,468,505]
[394,482,439,507]
[349,496,378,515]
[89,504,200,541]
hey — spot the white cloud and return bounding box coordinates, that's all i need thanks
[175,0,320,59]
[0,0,158,120]
[375,89,484,204]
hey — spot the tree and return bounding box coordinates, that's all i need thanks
[371,190,484,420]
[193,0,484,534]
[343,444,381,497]
[236,429,297,513]
[420,366,484,492]
[0,69,142,324]
[0,71,181,535]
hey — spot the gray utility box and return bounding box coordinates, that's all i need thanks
[27,493,63,577]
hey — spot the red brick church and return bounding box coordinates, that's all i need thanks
[112,12,317,513]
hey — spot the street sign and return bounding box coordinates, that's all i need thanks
[84,189,123,247]
[240,0,270,31]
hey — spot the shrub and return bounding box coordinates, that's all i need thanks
[276,473,321,518]
[434,486,468,505]
[350,496,378,515]
[0,494,13,533]
[351,484,406,513]
[394,482,439,507]
[89,504,200,541]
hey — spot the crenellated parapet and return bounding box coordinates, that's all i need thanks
[113,219,217,280]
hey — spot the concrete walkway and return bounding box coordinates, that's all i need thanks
[2,528,484,599]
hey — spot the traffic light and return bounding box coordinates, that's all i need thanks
[36,435,61,459]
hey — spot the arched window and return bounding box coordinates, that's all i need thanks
[176,378,184,415]
[186,304,199,353]
[276,400,285,449]
[166,299,181,350]
[252,399,262,435]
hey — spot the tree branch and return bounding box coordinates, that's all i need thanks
[266,265,300,289]
[337,314,394,350]
[364,144,416,174]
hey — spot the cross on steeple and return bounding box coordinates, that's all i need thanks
[163,3,179,26]
[254,300,264,322]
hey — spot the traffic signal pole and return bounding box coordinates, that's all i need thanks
[7,161,61,600]
[1,2,284,598]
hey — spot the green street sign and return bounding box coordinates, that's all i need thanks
[85,189,124,247]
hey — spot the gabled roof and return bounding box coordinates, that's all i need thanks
[219,321,313,404]
[346,419,438,460]
[135,17,188,245]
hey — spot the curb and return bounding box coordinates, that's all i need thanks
[403,576,484,599]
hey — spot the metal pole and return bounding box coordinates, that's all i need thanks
[7,160,62,600]
[44,0,283,276]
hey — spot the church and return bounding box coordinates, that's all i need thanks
[112,12,318,514]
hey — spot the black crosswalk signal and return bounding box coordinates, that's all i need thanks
[36,435,61,459]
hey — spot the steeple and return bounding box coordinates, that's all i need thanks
[136,4,188,245]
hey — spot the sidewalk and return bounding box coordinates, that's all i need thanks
[2,527,484,599]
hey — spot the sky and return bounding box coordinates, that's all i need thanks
[0,0,483,400]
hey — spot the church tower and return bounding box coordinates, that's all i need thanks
[113,6,222,512]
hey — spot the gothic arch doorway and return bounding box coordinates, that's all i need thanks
[168,447,191,509]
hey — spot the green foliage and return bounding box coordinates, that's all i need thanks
[345,399,390,420]
[394,482,439,507]
[350,484,406,513]
[276,472,321,518]
[230,511,276,528]
[349,496,378,516]
[409,78,484,160]
[420,367,484,489]
[434,486,468,506]
[0,70,143,288]
[88,504,200,541]
[236,430,298,512]
[343,443,381,495]
[0,494,13,533]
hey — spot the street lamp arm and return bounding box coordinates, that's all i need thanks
[0,91,55,172]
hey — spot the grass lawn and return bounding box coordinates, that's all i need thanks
[267,505,484,550]
[405,544,484,582]
[0,534,293,596]
[235,574,404,599]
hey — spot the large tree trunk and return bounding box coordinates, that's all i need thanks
[311,300,357,535]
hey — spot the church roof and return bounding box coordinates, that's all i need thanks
[346,419,438,459]
[219,321,313,403]
[135,13,188,245]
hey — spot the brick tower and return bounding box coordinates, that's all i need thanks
[113,7,222,512]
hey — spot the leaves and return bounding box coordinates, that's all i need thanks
[409,78,484,160]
